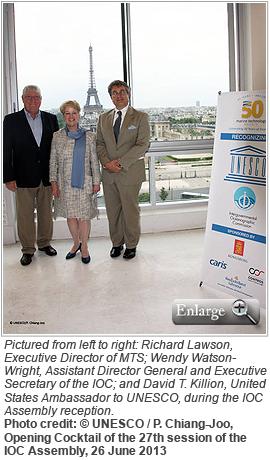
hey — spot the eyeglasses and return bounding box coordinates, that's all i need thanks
[111,90,127,97]
[24,96,41,101]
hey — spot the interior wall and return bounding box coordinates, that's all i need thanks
[250,3,266,90]
[51,204,208,241]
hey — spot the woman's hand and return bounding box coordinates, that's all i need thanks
[51,181,59,198]
[93,184,100,194]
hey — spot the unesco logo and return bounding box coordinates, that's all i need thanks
[234,187,256,211]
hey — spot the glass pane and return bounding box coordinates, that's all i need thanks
[130,2,229,203]
[131,2,229,107]
[155,154,212,203]
[139,158,150,203]
[14,2,122,117]
[14,2,123,213]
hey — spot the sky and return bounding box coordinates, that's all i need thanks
[14,1,229,111]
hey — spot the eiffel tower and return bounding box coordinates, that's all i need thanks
[84,44,103,114]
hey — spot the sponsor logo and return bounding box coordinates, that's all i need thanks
[249,267,264,277]
[225,276,246,288]
[234,186,256,210]
[227,253,248,263]
[233,239,245,256]
[248,267,264,286]
[209,259,227,269]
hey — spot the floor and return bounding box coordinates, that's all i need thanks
[2,229,266,336]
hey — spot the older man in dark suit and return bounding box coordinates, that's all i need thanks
[3,85,59,265]
[97,80,150,259]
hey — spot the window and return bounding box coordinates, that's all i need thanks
[130,2,229,204]
[14,2,123,211]
[130,2,229,108]
[14,2,122,112]
[14,2,229,208]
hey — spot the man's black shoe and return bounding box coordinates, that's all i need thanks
[110,245,123,258]
[38,245,57,256]
[20,254,34,266]
[123,248,136,260]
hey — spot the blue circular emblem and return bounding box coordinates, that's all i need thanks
[234,187,256,210]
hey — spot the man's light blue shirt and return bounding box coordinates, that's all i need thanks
[24,109,43,147]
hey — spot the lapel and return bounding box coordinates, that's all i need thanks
[117,106,133,144]
[105,109,116,143]
[121,106,133,130]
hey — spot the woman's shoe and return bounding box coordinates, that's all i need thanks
[66,243,81,260]
[81,254,91,264]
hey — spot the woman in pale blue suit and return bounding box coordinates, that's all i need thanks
[50,100,100,264]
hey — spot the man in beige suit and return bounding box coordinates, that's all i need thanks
[97,80,150,259]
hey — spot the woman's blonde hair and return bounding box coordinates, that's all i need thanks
[60,100,81,114]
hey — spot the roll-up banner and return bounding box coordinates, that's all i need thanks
[201,91,266,308]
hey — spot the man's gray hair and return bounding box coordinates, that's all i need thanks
[108,80,131,96]
[22,85,42,96]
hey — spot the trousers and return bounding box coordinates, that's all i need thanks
[103,181,141,249]
[15,181,53,254]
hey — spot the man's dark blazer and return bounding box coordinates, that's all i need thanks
[3,109,59,187]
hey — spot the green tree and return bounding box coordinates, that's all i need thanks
[56,112,65,128]
[138,192,150,203]
[168,116,202,125]
[159,187,168,201]
[200,129,212,135]
[188,128,197,135]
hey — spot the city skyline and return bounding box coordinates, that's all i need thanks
[14,2,229,111]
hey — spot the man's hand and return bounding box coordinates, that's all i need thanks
[93,184,100,194]
[5,180,16,192]
[51,181,59,198]
[104,158,123,173]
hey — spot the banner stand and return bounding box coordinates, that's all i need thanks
[200,91,266,308]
